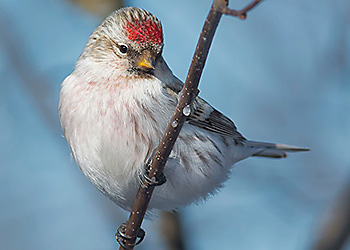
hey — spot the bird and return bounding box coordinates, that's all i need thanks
[59,6,308,212]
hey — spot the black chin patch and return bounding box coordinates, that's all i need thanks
[127,67,154,79]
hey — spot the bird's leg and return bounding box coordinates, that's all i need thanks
[140,169,167,188]
[116,150,165,249]
[115,221,145,250]
[139,149,167,188]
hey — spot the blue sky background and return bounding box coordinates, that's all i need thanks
[0,0,349,249]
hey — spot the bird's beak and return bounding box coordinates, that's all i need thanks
[137,56,156,71]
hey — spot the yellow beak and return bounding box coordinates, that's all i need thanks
[137,57,155,71]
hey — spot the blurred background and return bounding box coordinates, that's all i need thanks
[0,0,349,249]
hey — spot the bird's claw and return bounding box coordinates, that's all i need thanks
[140,171,167,188]
[116,222,145,250]
[139,149,167,188]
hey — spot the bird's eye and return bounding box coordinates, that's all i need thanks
[118,44,128,54]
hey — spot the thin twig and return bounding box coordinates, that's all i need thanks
[312,179,350,250]
[160,211,185,250]
[118,1,261,249]
[215,0,262,20]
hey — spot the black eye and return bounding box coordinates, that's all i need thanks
[119,44,128,54]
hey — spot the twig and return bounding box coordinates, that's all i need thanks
[160,211,185,250]
[215,0,262,20]
[118,1,262,249]
[312,180,350,250]
[69,0,123,17]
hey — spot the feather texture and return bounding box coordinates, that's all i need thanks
[59,7,309,212]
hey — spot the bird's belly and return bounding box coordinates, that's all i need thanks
[68,107,162,210]
[71,114,234,211]
[62,85,236,211]
[147,125,233,210]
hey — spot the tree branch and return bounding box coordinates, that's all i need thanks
[215,0,262,19]
[160,211,185,250]
[312,180,350,250]
[118,1,262,249]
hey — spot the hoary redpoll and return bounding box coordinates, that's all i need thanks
[59,7,308,211]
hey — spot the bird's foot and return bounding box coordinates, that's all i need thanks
[139,149,167,188]
[140,170,167,188]
[116,222,145,250]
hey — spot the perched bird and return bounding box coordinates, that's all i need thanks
[59,7,308,212]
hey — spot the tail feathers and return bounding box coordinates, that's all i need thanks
[246,140,310,159]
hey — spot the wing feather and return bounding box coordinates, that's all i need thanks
[187,97,246,143]
[163,81,245,143]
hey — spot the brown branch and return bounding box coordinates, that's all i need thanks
[69,0,123,17]
[215,0,262,20]
[118,0,261,249]
[160,211,185,250]
[312,180,350,250]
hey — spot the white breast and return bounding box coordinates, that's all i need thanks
[59,72,237,211]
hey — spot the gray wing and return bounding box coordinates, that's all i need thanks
[187,97,246,143]
[162,73,245,143]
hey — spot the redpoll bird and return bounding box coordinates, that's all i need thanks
[59,7,308,211]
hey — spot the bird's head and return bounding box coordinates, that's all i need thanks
[76,7,164,82]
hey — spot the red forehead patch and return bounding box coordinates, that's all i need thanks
[125,19,163,44]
